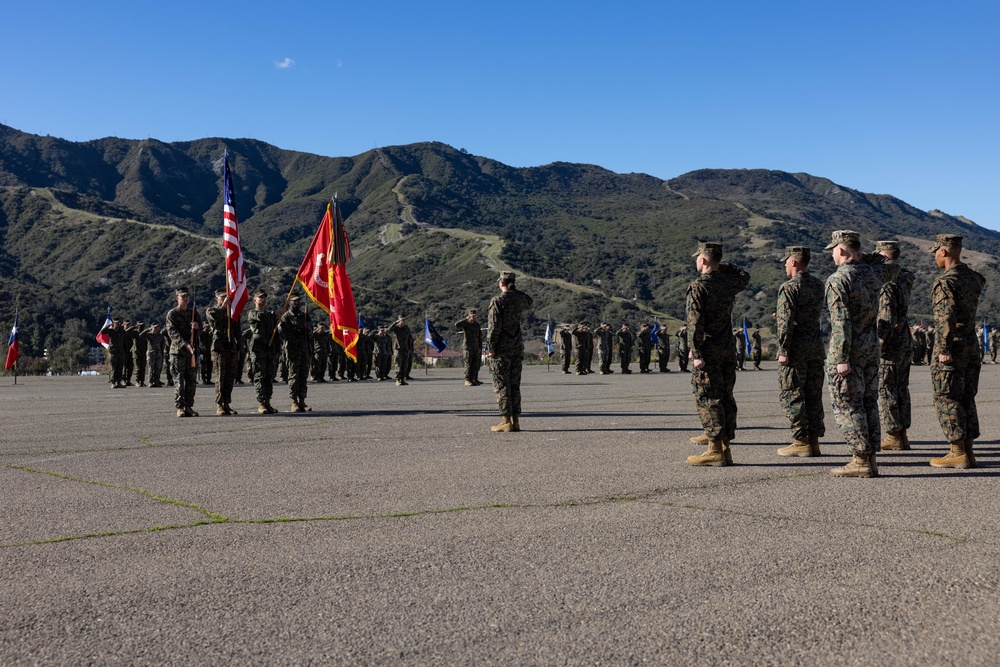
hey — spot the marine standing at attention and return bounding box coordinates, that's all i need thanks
[874,240,915,452]
[928,234,986,469]
[455,309,483,386]
[675,326,690,372]
[278,294,312,412]
[165,286,202,417]
[774,246,825,458]
[559,325,573,374]
[488,271,534,433]
[823,230,894,478]
[388,315,413,386]
[685,241,751,466]
[247,289,283,414]
[618,323,634,374]
[206,289,242,416]
[636,323,652,373]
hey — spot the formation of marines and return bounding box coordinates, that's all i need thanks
[93,231,987,473]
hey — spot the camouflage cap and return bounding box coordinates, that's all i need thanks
[780,246,811,262]
[175,286,190,296]
[929,234,962,253]
[692,241,723,257]
[215,288,228,298]
[874,240,899,253]
[289,294,302,303]
[468,308,477,315]
[253,288,268,298]
[499,271,516,282]
[824,230,861,250]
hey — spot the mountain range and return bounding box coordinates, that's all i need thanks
[1,123,997,365]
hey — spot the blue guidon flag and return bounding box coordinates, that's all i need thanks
[425,318,447,353]
[650,319,660,347]
[543,315,555,356]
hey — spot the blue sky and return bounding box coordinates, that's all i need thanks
[3,1,998,229]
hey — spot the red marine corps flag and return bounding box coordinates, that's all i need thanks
[222,153,248,321]
[328,197,359,361]
[294,198,358,361]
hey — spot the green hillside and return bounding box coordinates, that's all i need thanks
[1,124,997,367]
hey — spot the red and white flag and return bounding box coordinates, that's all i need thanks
[223,155,248,321]
[96,308,112,349]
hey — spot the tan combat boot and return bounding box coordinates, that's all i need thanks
[216,404,227,416]
[491,415,514,432]
[965,439,976,467]
[830,453,876,478]
[722,438,733,465]
[930,441,970,469]
[687,438,728,467]
[226,404,238,415]
[881,432,904,450]
[176,408,187,418]
[258,403,268,415]
[266,402,279,414]
[510,415,520,432]
[689,433,709,446]
[184,407,199,417]
[291,402,303,413]
[808,434,822,456]
[777,439,813,457]
[299,402,312,412]
[899,430,911,450]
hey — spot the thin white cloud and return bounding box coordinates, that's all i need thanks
[275,57,295,69]
[336,59,343,69]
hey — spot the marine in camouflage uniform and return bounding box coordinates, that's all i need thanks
[558,326,573,374]
[824,231,895,478]
[571,325,591,375]
[488,271,534,432]
[636,324,652,373]
[686,242,751,466]
[206,289,242,415]
[131,321,148,386]
[750,329,762,370]
[595,323,614,374]
[928,234,987,469]
[311,325,330,382]
[278,295,312,412]
[455,309,483,386]
[388,316,413,385]
[246,289,283,413]
[676,326,690,372]
[656,326,670,373]
[990,327,1000,364]
[165,287,202,417]
[774,246,825,458]
[734,328,747,371]
[100,318,127,388]
[617,324,634,374]
[874,241,915,451]
[141,323,166,387]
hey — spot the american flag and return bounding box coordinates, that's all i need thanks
[223,154,248,321]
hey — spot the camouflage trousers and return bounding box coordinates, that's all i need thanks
[250,350,276,404]
[212,351,240,406]
[676,349,689,372]
[778,360,825,442]
[146,349,163,385]
[826,361,879,455]
[133,351,147,385]
[170,353,198,409]
[598,348,612,373]
[878,359,911,435]
[638,348,651,372]
[931,358,981,443]
[395,350,412,380]
[491,353,524,416]
[561,350,571,373]
[286,348,310,402]
[463,348,482,382]
[690,359,737,440]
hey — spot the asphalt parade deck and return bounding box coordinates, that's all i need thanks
[2,362,999,665]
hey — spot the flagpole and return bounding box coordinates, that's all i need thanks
[424,311,429,375]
